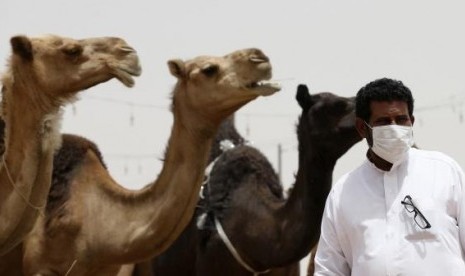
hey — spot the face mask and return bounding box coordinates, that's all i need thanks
[365,122,414,164]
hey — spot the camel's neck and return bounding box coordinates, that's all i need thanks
[146,113,214,215]
[275,123,337,261]
[91,106,216,263]
[0,80,59,254]
[285,140,335,219]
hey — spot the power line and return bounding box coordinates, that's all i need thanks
[77,93,465,117]
[82,95,168,110]
[70,93,464,164]
[416,96,465,113]
[104,153,160,159]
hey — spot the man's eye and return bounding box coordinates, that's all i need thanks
[375,119,390,126]
[396,117,410,124]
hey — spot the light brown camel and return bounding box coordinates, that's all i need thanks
[0,34,141,255]
[12,48,280,276]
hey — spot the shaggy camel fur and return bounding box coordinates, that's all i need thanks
[133,84,361,276]
[0,34,140,255]
[10,48,280,276]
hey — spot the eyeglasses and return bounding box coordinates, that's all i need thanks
[401,195,431,229]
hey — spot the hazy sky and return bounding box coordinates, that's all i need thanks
[2,0,465,272]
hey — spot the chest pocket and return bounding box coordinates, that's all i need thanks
[402,196,458,242]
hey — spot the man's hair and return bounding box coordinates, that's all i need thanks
[355,78,414,121]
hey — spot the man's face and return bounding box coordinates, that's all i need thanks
[355,100,414,146]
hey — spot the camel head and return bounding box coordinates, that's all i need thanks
[4,34,141,106]
[296,84,361,159]
[168,48,280,126]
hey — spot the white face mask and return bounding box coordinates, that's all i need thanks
[365,123,414,164]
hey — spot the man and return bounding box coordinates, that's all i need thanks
[314,78,465,275]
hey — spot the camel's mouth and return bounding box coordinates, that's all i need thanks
[114,65,142,88]
[245,80,281,96]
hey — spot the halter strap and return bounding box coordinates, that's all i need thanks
[200,139,269,275]
[214,216,270,276]
[2,155,45,217]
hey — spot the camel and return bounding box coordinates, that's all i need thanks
[7,48,280,276]
[0,34,141,255]
[132,84,361,275]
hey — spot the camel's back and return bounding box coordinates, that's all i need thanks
[198,145,283,228]
[209,145,282,198]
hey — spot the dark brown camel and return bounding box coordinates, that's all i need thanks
[131,84,361,276]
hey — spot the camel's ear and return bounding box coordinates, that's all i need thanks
[11,36,33,61]
[167,59,186,79]
[296,84,313,110]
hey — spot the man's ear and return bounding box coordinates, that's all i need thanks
[11,35,33,61]
[410,115,415,126]
[355,117,367,138]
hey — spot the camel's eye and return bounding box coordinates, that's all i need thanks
[62,45,83,57]
[201,65,219,77]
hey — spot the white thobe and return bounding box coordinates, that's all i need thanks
[314,148,465,276]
